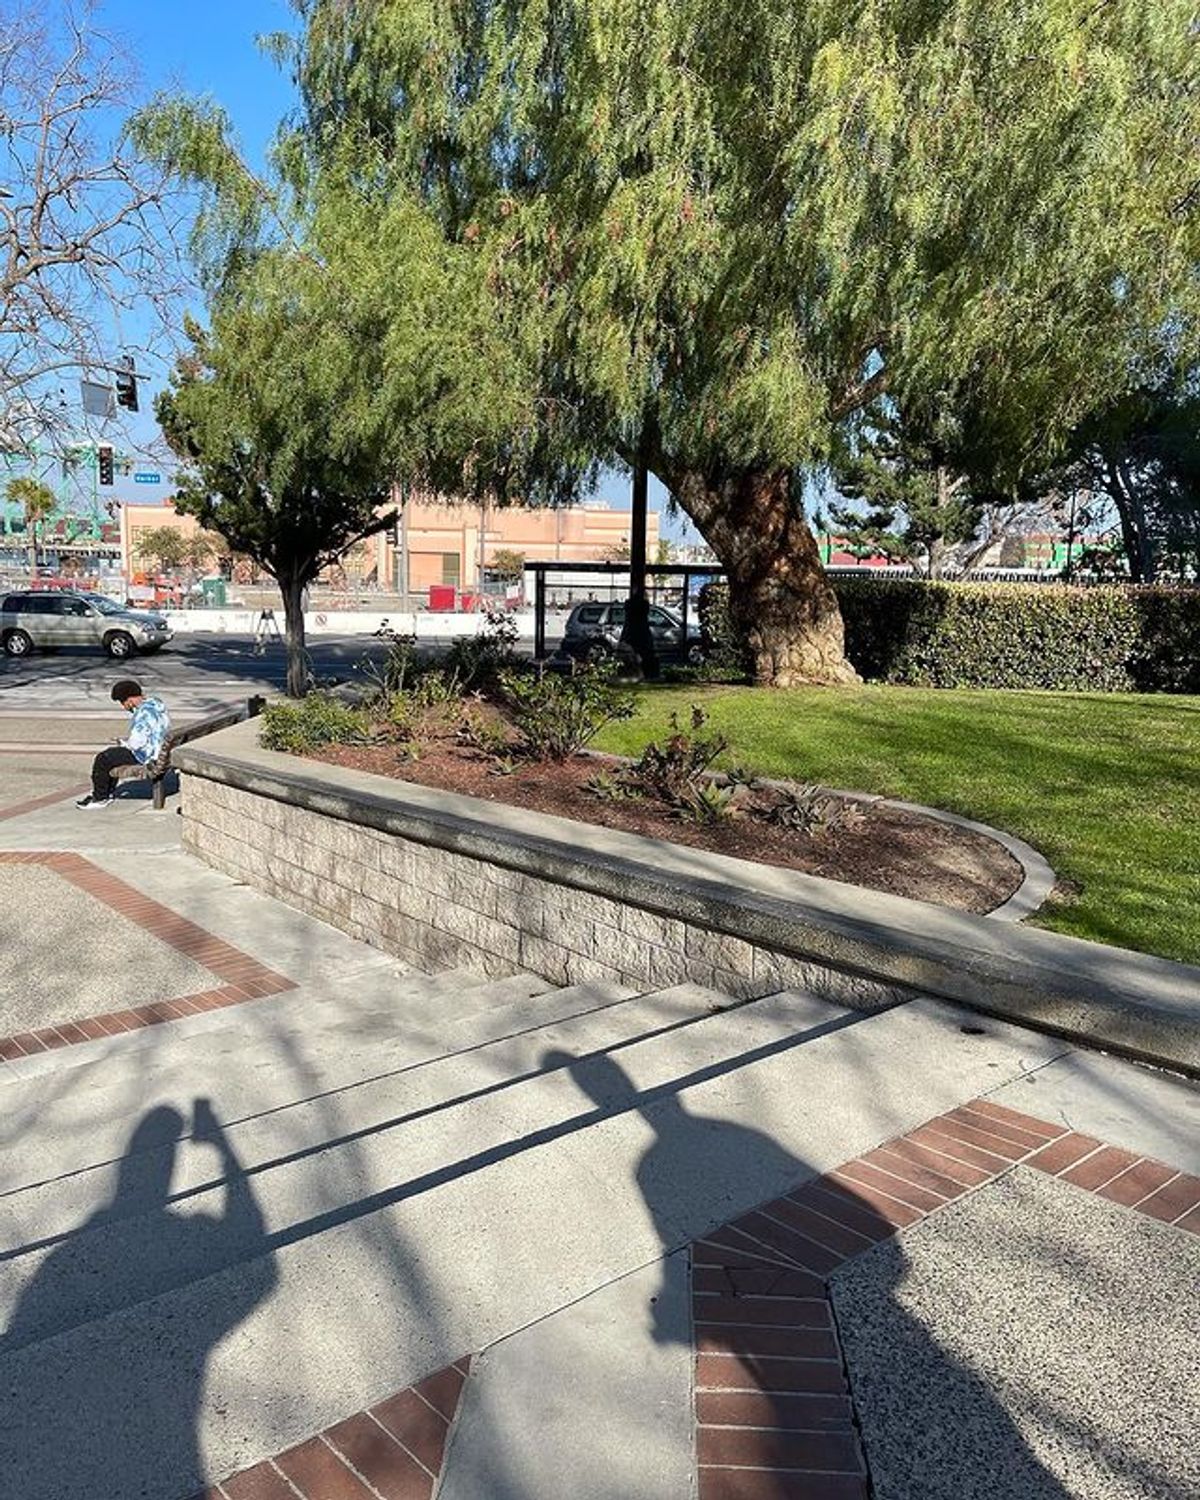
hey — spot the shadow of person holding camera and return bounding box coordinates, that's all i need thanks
[0,1098,278,1500]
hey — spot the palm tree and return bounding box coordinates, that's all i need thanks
[6,477,56,580]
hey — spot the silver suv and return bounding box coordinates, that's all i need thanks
[0,590,173,659]
[560,600,705,665]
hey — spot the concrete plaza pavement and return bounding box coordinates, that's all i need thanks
[0,728,1197,1499]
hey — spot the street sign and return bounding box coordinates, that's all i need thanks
[133,471,161,484]
[80,379,114,418]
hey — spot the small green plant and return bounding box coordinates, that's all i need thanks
[489,753,520,777]
[360,622,421,711]
[626,706,729,805]
[584,770,642,802]
[456,708,512,757]
[498,663,635,762]
[259,693,369,753]
[413,667,465,708]
[673,780,742,823]
[765,783,827,833]
[765,784,868,838]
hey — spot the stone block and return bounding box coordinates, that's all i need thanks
[564,953,628,988]
[492,873,543,931]
[685,925,757,978]
[450,861,498,918]
[518,931,572,986]
[751,948,903,1013]
[620,904,684,949]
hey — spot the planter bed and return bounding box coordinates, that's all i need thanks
[310,738,1023,916]
[174,719,1200,1074]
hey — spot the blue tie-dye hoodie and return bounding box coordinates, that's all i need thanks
[123,696,171,764]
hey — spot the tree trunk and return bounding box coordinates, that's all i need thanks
[280,574,309,698]
[1105,457,1154,583]
[673,467,858,686]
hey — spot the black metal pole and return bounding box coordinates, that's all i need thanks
[534,567,546,659]
[1065,490,1077,582]
[620,450,658,677]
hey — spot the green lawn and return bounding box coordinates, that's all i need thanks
[596,684,1200,965]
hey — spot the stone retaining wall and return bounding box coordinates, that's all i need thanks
[175,721,1200,1075]
[182,773,905,1011]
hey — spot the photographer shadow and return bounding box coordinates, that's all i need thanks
[0,1100,278,1500]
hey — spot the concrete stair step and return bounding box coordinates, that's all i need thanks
[0,982,731,1251]
[0,965,559,1101]
[0,990,1064,1500]
[0,965,480,1091]
[0,975,639,1197]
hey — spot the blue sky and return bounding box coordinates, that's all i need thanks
[93,0,695,537]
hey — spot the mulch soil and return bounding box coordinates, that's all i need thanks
[312,724,1023,915]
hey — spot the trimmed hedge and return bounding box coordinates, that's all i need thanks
[699,579,1200,694]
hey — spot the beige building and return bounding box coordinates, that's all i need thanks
[119,500,203,575]
[378,494,657,593]
[120,495,657,594]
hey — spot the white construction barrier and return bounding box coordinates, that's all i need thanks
[162,608,539,640]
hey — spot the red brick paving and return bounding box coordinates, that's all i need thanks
[0,783,89,822]
[693,1098,1196,1499]
[197,1358,473,1500]
[0,850,295,1062]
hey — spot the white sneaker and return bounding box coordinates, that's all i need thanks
[76,794,114,810]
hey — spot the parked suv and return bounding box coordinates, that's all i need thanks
[0,590,173,659]
[559,600,704,665]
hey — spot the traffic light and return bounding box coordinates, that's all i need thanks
[98,444,114,486]
[115,354,138,413]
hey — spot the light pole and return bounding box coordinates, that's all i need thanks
[1064,489,1077,582]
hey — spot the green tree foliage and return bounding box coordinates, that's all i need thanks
[280,0,1200,684]
[156,275,399,695]
[1035,382,1200,582]
[829,400,982,577]
[489,548,526,581]
[135,525,188,573]
[142,107,527,695]
[5,476,55,575]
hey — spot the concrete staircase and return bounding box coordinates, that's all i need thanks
[0,960,1066,1499]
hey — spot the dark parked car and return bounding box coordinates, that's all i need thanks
[559,600,705,665]
[0,590,172,658]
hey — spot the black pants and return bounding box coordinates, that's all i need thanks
[92,746,139,798]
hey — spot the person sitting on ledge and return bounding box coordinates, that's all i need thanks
[76,679,171,810]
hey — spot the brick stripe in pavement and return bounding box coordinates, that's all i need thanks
[690,1095,1196,1499]
[191,1358,473,1500]
[0,783,89,821]
[0,850,295,1062]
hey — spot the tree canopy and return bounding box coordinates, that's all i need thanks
[0,4,184,444]
[147,116,528,692]
[272,0,1200,681]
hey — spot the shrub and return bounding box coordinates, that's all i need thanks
[624,706,729,805]
[444,609,519,690]
[259,693,370,752]
[498,662,635,761]
[360,622,420,711]
[699,579,1200,694]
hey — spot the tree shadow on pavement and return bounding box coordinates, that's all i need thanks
[0,1100,277,1500]
[554,1048,1073,1500]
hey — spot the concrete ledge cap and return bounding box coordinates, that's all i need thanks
[174,721,1200,1078]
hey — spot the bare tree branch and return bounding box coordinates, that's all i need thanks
[0,2,191,449]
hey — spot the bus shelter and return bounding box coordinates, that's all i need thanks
[523,560,725,660]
